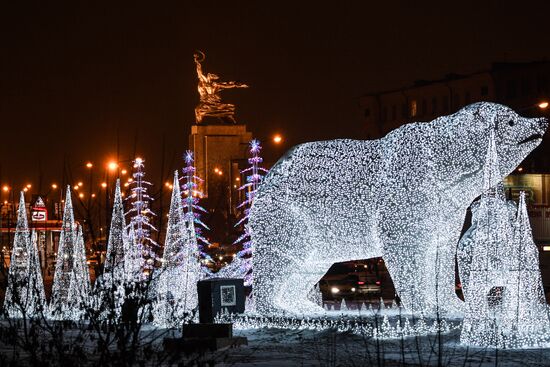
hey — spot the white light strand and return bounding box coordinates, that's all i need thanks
[215,311,460,340]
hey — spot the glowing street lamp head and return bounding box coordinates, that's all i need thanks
[273,134,283,144]
[121,169,127,175]
[86,162,93,168]
[26,184,31,189]
[77,182,83,187]
[51,183,58,189]
[101,182,107,188]
[2,185,8,192]
[539,101,549,110]
[107,161,118,171]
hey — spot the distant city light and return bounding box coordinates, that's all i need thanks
[518,167,524,172]
[543,246,550,252]
[86,162,93,168]
[121,169,127,175]
[74,185,79,190]
[273,134,283,144]
[331,287,339,294]
[91,193,96,198]
[51,183,58,189]
[77,182,83,187]
[79,193,84,198]
[26,184,31,189]
[539,101,549,109]
[2,185,8,192]
[23,188,28,192]
[101,182,107,188]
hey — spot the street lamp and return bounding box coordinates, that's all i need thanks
[539,101,549,110]
[107,161,118,172]
[273,134,283,144]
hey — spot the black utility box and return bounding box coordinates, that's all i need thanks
[197,278,245,323]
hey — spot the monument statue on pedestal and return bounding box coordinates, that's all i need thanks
[194,51,248,124]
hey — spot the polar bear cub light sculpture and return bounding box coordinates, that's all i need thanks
[250,102,547,315]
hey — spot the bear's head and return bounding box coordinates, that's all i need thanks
[462,102,545,173]
[473,102,547,177]
[431,102,547,202]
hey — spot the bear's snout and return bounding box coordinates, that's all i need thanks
[538,117,549,132]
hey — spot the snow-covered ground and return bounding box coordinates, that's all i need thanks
[219,327,550,366]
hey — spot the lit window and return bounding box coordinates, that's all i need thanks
[410,100,417,117]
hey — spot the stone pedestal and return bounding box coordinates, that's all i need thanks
[189,124,253,241]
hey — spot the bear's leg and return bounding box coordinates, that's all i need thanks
[432,215,467,314]
[274,253,329,314]
[252,201,316,314]
[385,239,463,316]
[383,246,432,314]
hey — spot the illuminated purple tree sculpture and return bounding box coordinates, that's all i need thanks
[234,139,267,285]
[127,157,157,277]
[181,151,210,261]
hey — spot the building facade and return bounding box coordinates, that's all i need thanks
[360,61,550,140]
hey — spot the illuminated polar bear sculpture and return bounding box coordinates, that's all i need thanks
[250,102,547,315]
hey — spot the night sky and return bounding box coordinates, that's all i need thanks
[1,1,550,191]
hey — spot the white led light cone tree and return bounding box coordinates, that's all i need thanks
[50,186,78,318]
[502,191,550,347]
[26,230,47,317]
[65,225,91,320]
[124,226,142,283]
[460,130,509,347]
[98,179,128,315]
[4,192,33,317]
[155,171,198,326]
[460,130,550,348]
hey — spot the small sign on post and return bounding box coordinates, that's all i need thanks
[197,278,245,323]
